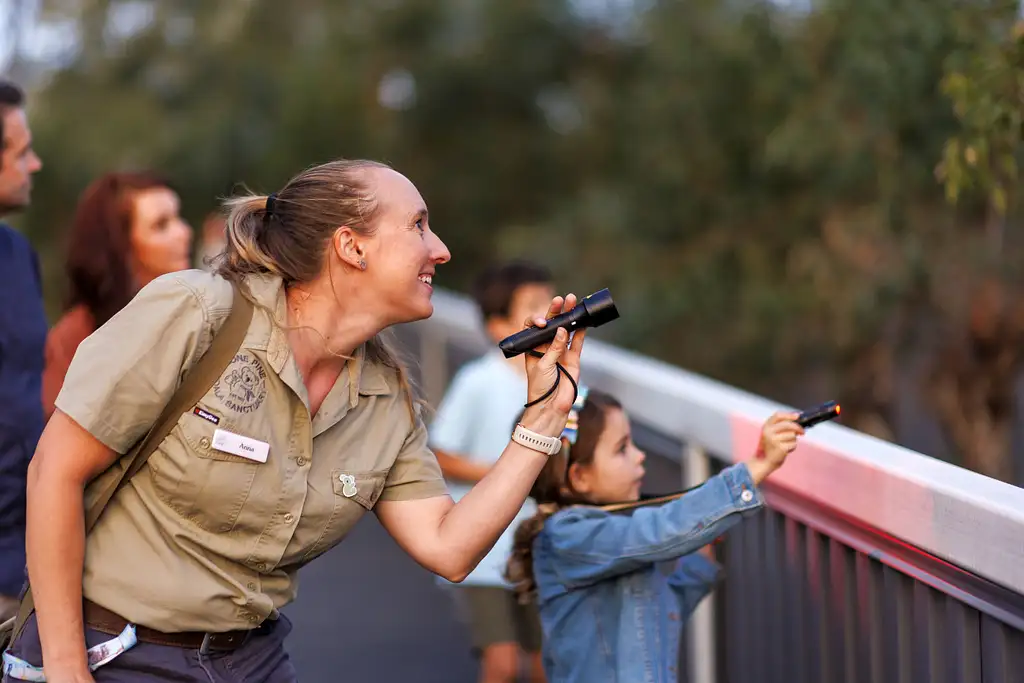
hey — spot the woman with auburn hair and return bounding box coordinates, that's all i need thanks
[41,171,193,419]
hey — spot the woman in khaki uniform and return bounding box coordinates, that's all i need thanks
[5,160,586,683]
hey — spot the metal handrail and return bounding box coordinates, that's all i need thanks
[407,287,1024,598]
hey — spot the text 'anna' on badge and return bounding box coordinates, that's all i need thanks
[212,429,270,463]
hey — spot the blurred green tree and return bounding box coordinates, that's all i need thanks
[8,0,1024,482]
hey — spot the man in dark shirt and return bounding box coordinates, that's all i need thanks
[0,79,45,622]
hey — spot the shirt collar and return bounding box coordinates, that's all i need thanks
[243,273,394,406]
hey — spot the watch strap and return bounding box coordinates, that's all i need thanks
[512,423,562,456]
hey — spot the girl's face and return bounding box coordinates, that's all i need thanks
[570,407,647,504]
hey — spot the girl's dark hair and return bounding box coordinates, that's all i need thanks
[505,390,623,604]
[64,170,174,326]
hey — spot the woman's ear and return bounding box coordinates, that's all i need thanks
[332,226,366,270]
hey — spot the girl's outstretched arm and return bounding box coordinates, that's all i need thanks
[541,412,801,587]
[543,462,762,586]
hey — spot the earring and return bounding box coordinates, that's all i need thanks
[358,259,367,271]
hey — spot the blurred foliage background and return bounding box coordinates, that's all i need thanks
[5,0,1024,484]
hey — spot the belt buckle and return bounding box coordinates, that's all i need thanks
[199,630,248,655]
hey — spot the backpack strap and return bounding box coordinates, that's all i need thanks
[7,278,254,644]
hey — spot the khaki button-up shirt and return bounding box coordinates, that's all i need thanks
[56,271,448,633]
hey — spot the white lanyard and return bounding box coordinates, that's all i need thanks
[2,624,137,682]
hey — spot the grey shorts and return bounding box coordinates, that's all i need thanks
[451,585,543,654]
[3,611,297,683]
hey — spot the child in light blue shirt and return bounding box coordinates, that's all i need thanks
[429,260,555,683]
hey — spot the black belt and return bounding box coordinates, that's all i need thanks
[83,599,256,653]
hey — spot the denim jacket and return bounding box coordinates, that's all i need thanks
[531,462,765,683]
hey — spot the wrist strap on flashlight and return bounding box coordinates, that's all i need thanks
[522,352,578,409]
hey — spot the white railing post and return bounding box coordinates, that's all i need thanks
[683,443,716,683]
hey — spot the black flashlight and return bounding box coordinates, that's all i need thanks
[498,288,620,359]
[796,400,841,429]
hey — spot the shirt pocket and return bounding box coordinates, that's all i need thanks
[300,469,387,563]
[149,402,260,534]
[330,468,387,510]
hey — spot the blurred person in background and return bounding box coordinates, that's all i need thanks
[41,171,193,420]
[195,210,227,271]
[429,261,554,683]
[0,79,45,624]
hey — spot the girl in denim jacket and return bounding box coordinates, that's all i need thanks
[506,389,803,683]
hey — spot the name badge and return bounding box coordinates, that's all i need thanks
[212,429,269,463]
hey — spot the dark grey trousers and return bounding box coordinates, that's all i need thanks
[3,612,297,682]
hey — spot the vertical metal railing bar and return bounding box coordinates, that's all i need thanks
[945,599,982,683]
[910,580,931,682]
[837,542,858,683]
[931,588,948,683]
[870,557,887,683]
[757,518,769,678]
[819,532,838,682]
[804,527,827,683]
[854,552,882,683]
[980,615,1005,683]
[745,510,767,676]
[682,443,717,683]
[784,517,809,683]
[722,530,741,683]
[924,583,946,683]
[878,564,896,682]
[824,537,846,681]
[892,568,915,683]
[731,521,759,683]
[764,510,785,683]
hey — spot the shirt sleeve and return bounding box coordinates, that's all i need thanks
[53,274,214,454]
[379,405,449,502]
[426,364,481,455]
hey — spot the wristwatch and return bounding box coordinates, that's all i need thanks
[512,423,563,456]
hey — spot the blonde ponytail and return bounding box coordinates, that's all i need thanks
[214,159,391,285]
[215,195,284,280]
